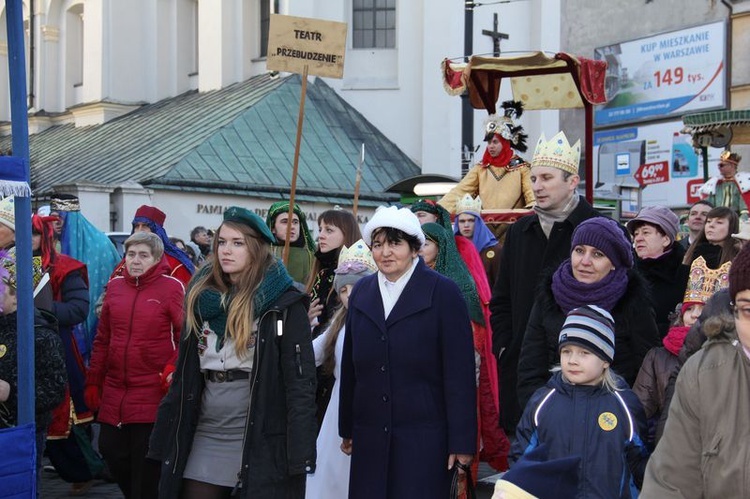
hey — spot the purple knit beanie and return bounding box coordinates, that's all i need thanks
[571,217,633,269]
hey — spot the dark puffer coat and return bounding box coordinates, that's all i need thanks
[515,372,649,498]
[517,270,660,410]
[634,245,689,338]
[0,309,67,430]
[632,346,678,421]
[149,288,317,499]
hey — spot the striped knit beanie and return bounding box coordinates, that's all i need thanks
[558,305,615,363]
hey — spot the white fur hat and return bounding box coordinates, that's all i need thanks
[362,205,425,247]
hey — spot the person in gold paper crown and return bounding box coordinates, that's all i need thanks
[699,150,749,219]
[632,254,730,448]
[439,100,534,214]
[453,194,504,289]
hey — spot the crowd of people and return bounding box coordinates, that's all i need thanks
[1,125,748,499]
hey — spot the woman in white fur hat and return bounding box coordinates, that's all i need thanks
[339,205,478,498]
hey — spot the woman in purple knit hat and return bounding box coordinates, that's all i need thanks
[516,217,660,410]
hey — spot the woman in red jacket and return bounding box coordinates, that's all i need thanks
[85,232,185,498]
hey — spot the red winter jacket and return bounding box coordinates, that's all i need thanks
[87,257,184,426]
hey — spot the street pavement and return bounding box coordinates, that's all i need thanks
[39,457,123,499]
[40,458,500,498]
[476,462,503,498]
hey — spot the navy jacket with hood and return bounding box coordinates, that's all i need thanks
[513,371,650,498]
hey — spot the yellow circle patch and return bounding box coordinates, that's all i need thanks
[598,412,618,431]
[0,344,6,358]
[486,250,495,259]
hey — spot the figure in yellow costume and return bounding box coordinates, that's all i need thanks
[439,100,534,214]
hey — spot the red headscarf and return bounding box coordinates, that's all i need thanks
[31,214,58,270]
[481,135,513,168]
[31,214,88,298]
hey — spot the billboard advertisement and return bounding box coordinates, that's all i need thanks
[594,121,724,208]
[594,21,726,127]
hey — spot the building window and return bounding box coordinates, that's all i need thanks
[66,4,84,107]
[353,0,396,49]
[260,0,280,57]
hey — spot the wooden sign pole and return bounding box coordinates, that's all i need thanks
[352,143,365,217]
[282,64,309,266]
[268,14,347,264]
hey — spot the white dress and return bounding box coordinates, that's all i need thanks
[305,324,351,499]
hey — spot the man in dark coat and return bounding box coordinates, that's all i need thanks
[490,131,602,432]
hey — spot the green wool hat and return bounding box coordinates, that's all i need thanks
[265,201,316,252]
[223,206,276,244]
[410,199,453,231]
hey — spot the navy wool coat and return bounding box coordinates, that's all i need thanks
[339,259,477,499]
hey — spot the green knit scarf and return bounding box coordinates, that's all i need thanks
[196,259,293,351]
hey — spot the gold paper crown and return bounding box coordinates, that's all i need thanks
[336,239,377,274]
[683,256,731,305]
[455,194,483,215]
[531,131,581,176]
[720,150,741,165]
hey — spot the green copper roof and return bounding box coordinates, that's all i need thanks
[682,109,750,130]
[3,73,419,205]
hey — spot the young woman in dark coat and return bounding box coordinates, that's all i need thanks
[149,207,317,499]
[517,217,660,410]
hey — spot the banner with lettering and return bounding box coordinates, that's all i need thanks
[594,21,725,126]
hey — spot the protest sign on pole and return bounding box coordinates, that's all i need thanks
[267,14,347,79]
[266,14,347,265]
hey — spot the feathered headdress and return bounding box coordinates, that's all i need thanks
[483,100,528,153]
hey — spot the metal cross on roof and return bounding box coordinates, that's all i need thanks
[482,13,508,57]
